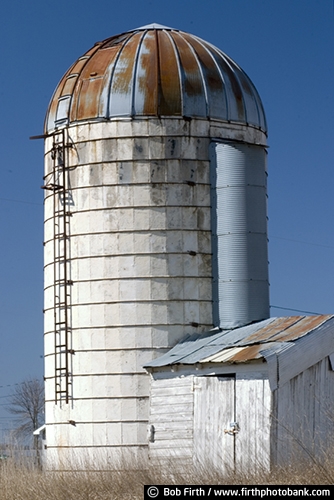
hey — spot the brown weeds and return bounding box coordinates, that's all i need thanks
[0,454,333,500]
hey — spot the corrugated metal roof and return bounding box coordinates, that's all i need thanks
[239,315,330,345]
[45,24,267,133]
[145,315,334,368]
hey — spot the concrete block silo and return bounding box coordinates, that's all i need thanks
[42,23,269,468]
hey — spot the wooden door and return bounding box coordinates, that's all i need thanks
[193,375,235,473]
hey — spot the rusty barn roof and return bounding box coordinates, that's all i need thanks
[145,315,334,368]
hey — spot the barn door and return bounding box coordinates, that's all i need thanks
[194,375,236,473]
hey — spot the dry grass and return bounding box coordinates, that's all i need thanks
[1,454,334,500]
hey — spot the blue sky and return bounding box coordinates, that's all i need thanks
[0,0,333,434]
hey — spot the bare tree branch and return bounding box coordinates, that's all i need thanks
[7,378,44,440]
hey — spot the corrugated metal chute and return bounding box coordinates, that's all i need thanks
[210,141,269,329]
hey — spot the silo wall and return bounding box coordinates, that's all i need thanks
[43,118,267,468]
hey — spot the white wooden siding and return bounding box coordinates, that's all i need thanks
[277,323,334,387]
[274,357,334,465]
[148,356,334,472]
[235,374,271,471]
[148,376,194,464]
[193,375,235,473]
[148,366,272,472]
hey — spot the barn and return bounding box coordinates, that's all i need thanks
[145,314,334,472]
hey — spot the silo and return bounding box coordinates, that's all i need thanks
[43,23,269,468]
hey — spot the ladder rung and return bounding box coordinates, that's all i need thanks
[54,234,68,239]
[54,210,72,216]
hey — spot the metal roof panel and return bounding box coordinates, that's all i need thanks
[240,315,333,345]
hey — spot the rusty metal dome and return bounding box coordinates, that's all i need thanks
[45,24,267,133]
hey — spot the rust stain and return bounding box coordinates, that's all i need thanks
[59,59,89,98]
[71,48,120,122]
[229,344,263,362]
[80,48,118,79]
[213,50,245,120]
[158,30,182,115]
[242,314,332,346]
[202,345,263,363]
[270,315,333,342]
[65,45,101,123]
[61,75,78,96]
[137,31,158,115]
[111,32,143,95]
[76,77,104,120]
[200,315,333,364]
[67,57,89,77]
[169,31,204,98]
[242,316,302,344]
[84,45,102,58]
[75,49,120,120]
[182,33,223,93]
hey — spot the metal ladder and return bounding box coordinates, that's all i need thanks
[44,129,73,404]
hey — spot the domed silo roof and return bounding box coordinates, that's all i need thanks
[45,24,267,134]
